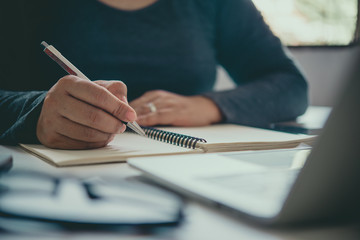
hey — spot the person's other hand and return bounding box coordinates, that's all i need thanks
[130,90,222,127]
[36,76,137,149]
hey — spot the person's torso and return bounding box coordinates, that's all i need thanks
[1,0,219,100]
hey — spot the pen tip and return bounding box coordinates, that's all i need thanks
[41,41,49,48]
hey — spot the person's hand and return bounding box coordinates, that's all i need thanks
[36,76,137,149]
[93,80,129,103]
[130,90,222,127]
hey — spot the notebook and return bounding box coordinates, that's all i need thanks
[128,57,360,225]
[20,124,315,167]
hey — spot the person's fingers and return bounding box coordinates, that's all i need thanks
[58,94,125,134]
[56,116,122,143]
[42,132,112,150]
[130,90,165,109]
[59,76,137,122]
[137,109,178,126]
[131,91,177,116]
[36,114,113,149]
[132,100,163,116]
[94,80,128,103]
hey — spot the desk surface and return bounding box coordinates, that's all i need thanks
[1,106,360,240]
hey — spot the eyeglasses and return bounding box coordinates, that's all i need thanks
[0,170,182,227]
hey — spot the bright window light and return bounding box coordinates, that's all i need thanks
[252,0,358,46]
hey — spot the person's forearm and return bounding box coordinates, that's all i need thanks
[203,72,308,127]
[0,90,47,145]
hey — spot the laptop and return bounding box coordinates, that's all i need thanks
[128,57,360,226]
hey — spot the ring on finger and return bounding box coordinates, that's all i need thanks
[147,102,157,113]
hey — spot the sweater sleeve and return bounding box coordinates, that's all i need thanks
[203,0,308,127]
[0,90,47,145]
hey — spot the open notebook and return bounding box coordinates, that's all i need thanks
[20,124,316,167]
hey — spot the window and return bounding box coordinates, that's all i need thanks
[252,0,359,46]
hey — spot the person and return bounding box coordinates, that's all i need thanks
[0,0,308,149]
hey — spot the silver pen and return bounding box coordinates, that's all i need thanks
[40,41,146,136]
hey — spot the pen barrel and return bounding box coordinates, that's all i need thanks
[44,45,89,80]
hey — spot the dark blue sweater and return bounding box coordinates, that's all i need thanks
[0,0,308,145]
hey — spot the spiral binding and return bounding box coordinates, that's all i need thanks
[142,127,207,149]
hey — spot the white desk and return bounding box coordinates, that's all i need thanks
[1,106,360,240]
